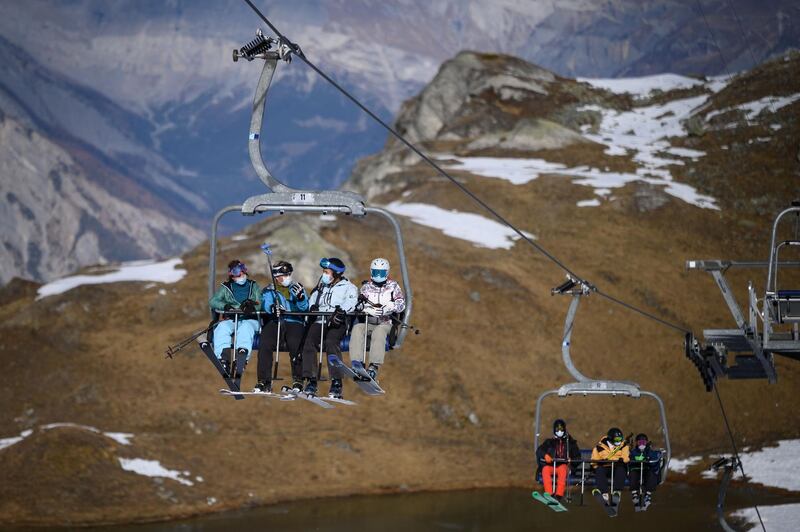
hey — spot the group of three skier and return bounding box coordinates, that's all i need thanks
[208,253,405,399]
[536,419,660,508]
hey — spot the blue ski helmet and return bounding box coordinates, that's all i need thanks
[320,257,346,274]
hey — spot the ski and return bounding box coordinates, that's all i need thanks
[531,491,567,512]
[328,356,383,396]
[280,389,335,409]
[323,396,358,406]
[592,489,618,517]
[219,389,294,401]
[199,342,244,400]
[351,360,386,394]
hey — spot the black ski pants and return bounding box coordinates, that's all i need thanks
[629,467,658,493]
[595,462,627,493]
[302,321,347,380]
[257,320,304,382]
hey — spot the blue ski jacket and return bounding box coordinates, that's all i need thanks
[629,446,661,471]
[261,284,309,324]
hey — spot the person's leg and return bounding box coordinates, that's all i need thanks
[611,464,627,493]
[368,323,391,366]
[234,319,259,361]
[212,320,234,358]
[644,468,658,492]
[324,326,347,380]
[595,466,610,493]
[349,323,366,363]
[302,323,322,380]
[284,322,304,382]
[555,464,568,497]
[542,464,555,495]
[257,320,278,383]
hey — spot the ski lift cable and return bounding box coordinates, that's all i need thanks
[240,0,692,337]
[713,383,767,532]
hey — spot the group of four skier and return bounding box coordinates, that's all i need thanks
[208,253,406,399]
[536,419,661,509]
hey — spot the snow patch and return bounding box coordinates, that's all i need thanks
[444,155,718,210]
[37,258,186,299]
[706,94,800,122]
[0,429,33,450]
[0,424,133,450]
[385,201,534,250]
[577,199,601,207]
[118,458,196,486]
[230,234,249,241]
[578,74,705,98]
[40,422,134,445]
[739,439,800,492]
[732,503,800,532]
[668,456,702,474]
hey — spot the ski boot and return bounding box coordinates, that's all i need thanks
[593,489,610,504]
[611,491,621,506]
[367,363,380,381]
[631,491,640,507]
[303,379,318,396]
[253,381,272,393]
[328,378,343,399]
[643,492,652,509]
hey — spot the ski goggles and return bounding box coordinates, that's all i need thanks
[319,258,345,273]
[636,438,648,447]
[229,262,248,276]
[371,268,388,280]
[612,436,624,444]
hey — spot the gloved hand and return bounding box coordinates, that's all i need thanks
[223,304,235,312]
[544,453,553,464]
[379,302,396,316]
[310,304,319,313]
[290,282,305,301]
[364,305,380,317]
[329,306,346,328]
[241,299,257,314]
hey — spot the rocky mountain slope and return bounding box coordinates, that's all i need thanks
[1,49,799,526]
[2,2,798,287]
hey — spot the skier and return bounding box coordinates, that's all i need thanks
[302,257,358,398]
[628,433,660,509]
[254,260,309,394]
[535,418,581,500]
[349,258,406,381]
[208,260,262,375]
[591,427,630,504]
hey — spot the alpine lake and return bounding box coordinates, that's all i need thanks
[71,482,800,531]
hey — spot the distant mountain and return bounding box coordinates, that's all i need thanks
[1,0,797,283]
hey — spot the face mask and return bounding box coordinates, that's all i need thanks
[555,430,565,438]
[321,273,333,285]
[280,275,292,287]
[234,276,247,285]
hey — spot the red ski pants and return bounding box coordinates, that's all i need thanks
[542,464,568,496]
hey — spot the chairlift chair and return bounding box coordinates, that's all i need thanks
[194,31,414,396]
[685,204,800,390]
[532,278,671,501]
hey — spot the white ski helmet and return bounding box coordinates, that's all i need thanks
[370,258,390,282]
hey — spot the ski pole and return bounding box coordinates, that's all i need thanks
[362,314,369,364]
[274,316,282,380]
[165,324,213,358]
[232,311,239,379]
[317,316,325,381]
[580,460,585,506]
[610,460,614,499]
[639,457,644,507]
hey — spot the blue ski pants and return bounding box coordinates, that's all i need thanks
[213,318,260,360]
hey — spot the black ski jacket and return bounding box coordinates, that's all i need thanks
[536,435,581,476]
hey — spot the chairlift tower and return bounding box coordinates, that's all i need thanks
[685,204,800,389]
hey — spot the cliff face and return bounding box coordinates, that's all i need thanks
[1,49,799,526]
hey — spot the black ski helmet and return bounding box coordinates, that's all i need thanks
[635,433,649,444]
[272,260,293,276]
[553,419,567,435]
[607,427,623,442]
